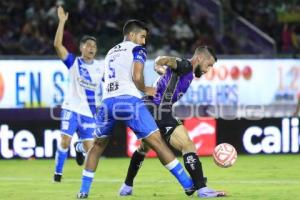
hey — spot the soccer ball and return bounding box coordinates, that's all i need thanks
[213,143,237,168]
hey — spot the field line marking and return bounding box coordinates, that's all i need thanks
[0,177,299,185]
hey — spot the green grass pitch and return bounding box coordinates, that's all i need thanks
[0,155,299,200]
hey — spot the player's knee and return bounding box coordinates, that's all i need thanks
[94,138,109,148]
[151,130,163,140]
[83,141,93,152]
[61,141,70,149]
[137,143,150,154]
[148,132,163,143]
[60,137,71,149]
[145,132,167,150]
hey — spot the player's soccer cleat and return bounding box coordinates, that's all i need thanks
[74,141,85,166]
[77,192,88,199]
[53,173,62,182]
[185,186,196,196]
[185,177,207,196]
[119,183,133,196]
[198,187,226,198]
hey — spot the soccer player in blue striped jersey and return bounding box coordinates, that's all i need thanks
[53,6,103,182]
[77,19,195,199]
[119,47,226,198]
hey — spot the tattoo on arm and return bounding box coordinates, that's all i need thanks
[155,56,178,70]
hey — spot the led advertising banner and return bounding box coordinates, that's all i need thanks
[0,60,69,108]
[0,109,127,159]
[217,118,300,154]
[0,59,299,108]
[1,112,299,159]
[126,117,216,157]
[178,59,300,106]
[0,121,73,159]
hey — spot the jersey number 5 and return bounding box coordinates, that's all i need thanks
[108,59,116,78]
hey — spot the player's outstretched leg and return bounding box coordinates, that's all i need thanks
[170,125,225,197]
[119,142,150,196]
[119,142,149,196]
[77,138,109,199]
[143,131,195,195]
[119,151,145,196]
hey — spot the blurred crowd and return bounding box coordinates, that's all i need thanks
[0,0,299,57]
[229,0,300,55]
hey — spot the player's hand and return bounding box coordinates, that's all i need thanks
[154,65,166,75]
[57,6,68,22]
[145,87,156,96]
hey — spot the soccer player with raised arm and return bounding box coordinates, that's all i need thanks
[77,19,195,199]
[53,6,103,182]
[119,46,226,198]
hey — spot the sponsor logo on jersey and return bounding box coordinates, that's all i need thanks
[165,126,173,133]
[77,77,97,90]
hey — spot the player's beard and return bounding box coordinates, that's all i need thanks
[194,64,202,78]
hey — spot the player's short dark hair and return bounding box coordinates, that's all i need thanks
[80,35,97,45]
[195,46,217,62]
[123,19,148,36]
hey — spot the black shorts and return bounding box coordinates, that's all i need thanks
[143,97,182,142]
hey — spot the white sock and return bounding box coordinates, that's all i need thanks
[75,142,85,153]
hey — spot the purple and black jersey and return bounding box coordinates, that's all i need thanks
[153,58,193,105]
[141,58,193,140]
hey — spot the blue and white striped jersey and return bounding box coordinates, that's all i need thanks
[61,53,104,117]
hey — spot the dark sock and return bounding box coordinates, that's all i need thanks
[183,152,206,189]
[124,150,145,186]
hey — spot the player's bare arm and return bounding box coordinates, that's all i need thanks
[132,61,145,91]
[155,56,178,68]
[54,6,69,59]
[132,62,156,96]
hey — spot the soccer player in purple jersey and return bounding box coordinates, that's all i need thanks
[119,46,226,198]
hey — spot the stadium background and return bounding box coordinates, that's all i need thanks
[1,0,299,159]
